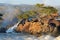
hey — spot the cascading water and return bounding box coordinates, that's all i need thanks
[6,21,20,33]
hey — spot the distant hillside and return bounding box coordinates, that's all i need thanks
[0,3,35,14]
[0,3,35,27]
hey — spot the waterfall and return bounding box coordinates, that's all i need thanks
[6,21,20,33]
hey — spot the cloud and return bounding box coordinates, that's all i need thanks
[0,0,43,5]
[44,0,60,6]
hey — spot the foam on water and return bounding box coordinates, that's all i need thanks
[25,35,60,40]
[6,21,20,33]
[0,33,60,40]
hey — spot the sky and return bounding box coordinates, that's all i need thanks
[44,0,60,6]
[0,0,60,6]
[0,0,43,5]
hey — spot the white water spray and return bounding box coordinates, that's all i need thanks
[24,35,60,40]
[6,21,20,33]
[1,6,20,27]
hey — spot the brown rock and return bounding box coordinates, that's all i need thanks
[48,25,55,34]
[42,25,50,33]
[51,13,58,17]
[16,24,23,32]
[29,22,42,34]
[40,18,50,33]
[15,15,60,37]
[23,21,30,32]
[49,19,60,27]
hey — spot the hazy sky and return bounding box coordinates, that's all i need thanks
[0,0,43,4]
[0,0,60,6]
[44,0,60,6]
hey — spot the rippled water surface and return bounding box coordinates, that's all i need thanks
[0,33,38,40]
[0,33,60,40]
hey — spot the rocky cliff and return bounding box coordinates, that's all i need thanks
[15,14,60,37]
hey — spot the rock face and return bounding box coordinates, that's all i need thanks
[16,24,23,32]
[29,22,42,34]
[15,14,60,37]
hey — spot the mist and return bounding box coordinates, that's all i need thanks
[1,6,20,27]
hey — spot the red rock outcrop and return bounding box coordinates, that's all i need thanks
[15,13,60,36]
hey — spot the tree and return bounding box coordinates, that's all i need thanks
[28,10,36,17]
[17,14,23,19]
[17,13,29,20]
[17,4,58,21]
[37,6,58,16]
[22,13,29,19]
[36,4,44,7]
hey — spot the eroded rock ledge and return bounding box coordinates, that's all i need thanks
[15,13,60,37]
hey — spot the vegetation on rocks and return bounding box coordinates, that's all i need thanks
[0,3,60,37]
[15,4,60,37]
[17,4,58,20]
